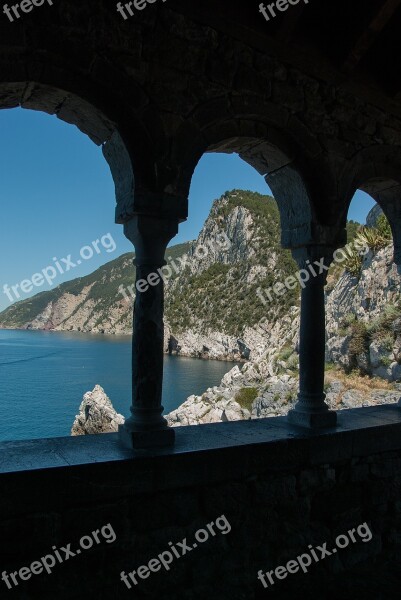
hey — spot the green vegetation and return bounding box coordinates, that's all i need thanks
[235,387,258,411]
[376,213,392,239]
[368,304,401,339]
[0,244,191,329]
[286,354,299,371]
[285,391,295,403]
[343,251,364,278]
[165,190,299,336]
[277,345,294,362]
[348,321,370,359]
[338,303,401,373]
[358,226,391,253]
[346,220,361,244]
[343,215,392,279]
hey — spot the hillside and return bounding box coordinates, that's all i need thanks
[0,191,300,357]
[166,191,297,337]
[167,234,401,427]
[2,191,400,381]
[0,243,191,334]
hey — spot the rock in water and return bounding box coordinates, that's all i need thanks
[71,385,125,435]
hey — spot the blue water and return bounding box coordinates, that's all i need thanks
[0,330,236,442]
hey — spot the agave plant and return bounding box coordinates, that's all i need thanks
[344,250,363,277]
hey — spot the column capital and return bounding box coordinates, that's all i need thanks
[123,215,179,266]
[291,245,336,285]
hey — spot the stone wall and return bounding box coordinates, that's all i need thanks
[1,2,401,244]
[1,405,400,599]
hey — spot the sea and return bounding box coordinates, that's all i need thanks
[0,329,236,442]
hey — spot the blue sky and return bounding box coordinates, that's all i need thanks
[0,108,375,311]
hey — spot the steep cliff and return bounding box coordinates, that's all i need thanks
[0,244,190,335]
[166,208,401,425]
[326,244,401,381]
[0,190,299,359]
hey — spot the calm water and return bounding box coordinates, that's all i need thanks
[0,330,236,442]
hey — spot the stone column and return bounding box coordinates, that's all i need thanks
[119,215,179,449]
[288,247,337,429]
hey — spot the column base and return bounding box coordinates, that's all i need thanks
[287,408,337,429]
[119,423,175,449]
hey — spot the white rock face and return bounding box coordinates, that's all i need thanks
[326,246,401,328]
[71,385,125,435]
[326,245,401,379]
[165,243,401,426]
[164,325,241,360]
[166,388,250,427]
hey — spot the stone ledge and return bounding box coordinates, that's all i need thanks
[0,405,400,477]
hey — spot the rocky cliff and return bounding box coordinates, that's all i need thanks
[162,190,298,360]
[68,202,401,432]
[0,244,190,336]
[326,244,401,381]
[167,235,401,426]
[0,190,299,360]
[71,385,124,435]
[3,192,400,384]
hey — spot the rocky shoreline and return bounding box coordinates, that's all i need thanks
[71,372,401,435]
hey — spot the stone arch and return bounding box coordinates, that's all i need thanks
[0,81,138,224]
[172,96,341,248]
[343,146,401,265]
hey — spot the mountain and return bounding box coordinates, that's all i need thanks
[0,190,300,358]
[0,243,191,334]
[168,243,401,426]
[2,191,400,386]
[167,208,401,426]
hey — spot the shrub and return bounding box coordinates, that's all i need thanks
[348,321,369,362]
[380,356,392,368]
[368,304,401,339]
[383,304,401,324]
[381,334,394,352]
[344,251,363,277]
[342,313,356,328]
[343,218,392,278]
[376,213,392,240]
[346,220,362,244]
[358,224,391,253]
[285,391,295,403]
[287,354,299,371]
[277,345,293,362]
[234,387,258,411]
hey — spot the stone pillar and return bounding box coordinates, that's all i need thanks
[119,215,179,449]
[288,247,337,429]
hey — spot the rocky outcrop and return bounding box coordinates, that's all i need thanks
[366,204,383,228]
[71,385,124,435]
[0,191,298,363]
[162,191,298,360]
[164,326,249,361]
[326,245,401,381]
[70,373,401,433]
[167,238,401,426]
[166,366,401,427]
[0,253,137,335]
